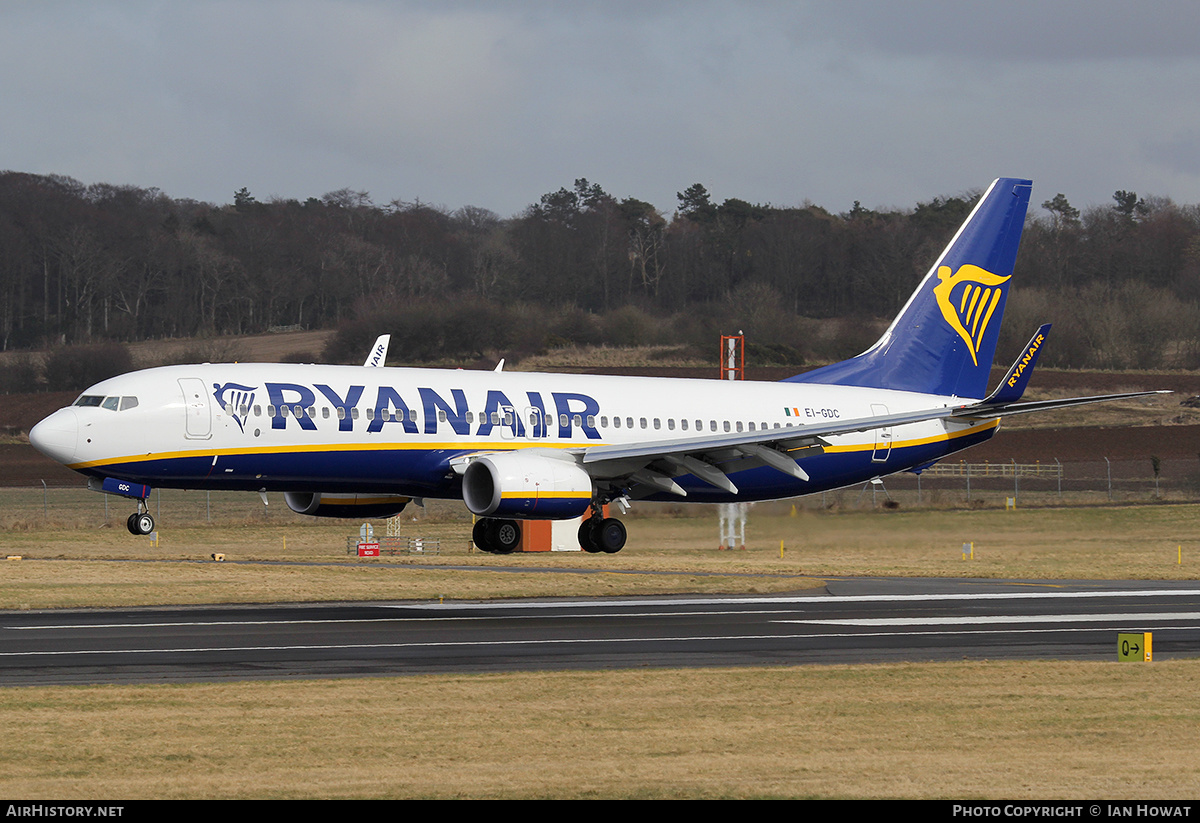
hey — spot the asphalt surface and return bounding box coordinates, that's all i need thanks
[2,577,1198,685]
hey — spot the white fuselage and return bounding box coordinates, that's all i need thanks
[31,362,996,505]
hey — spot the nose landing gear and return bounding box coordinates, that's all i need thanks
[126,500,154,536]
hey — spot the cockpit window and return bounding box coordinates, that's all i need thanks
[73,395,139,411]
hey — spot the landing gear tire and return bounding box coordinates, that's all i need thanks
[596,517,626,553]
[487,519,521,554]
[579,520,602,553]
[579,516,626,553]
[473,519,492,553]
[127,511,154,536]
[474,518,521,554]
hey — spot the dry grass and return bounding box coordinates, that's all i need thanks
[3,661,1200,798]
[5,496,1200,609]
[5,497,1200,798]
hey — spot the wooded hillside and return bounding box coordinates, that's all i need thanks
[3,172,1198,388]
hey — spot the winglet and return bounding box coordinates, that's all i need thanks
[980,324,1051,405]
[364,335,390,367]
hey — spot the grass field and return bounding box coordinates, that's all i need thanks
[3,493,1200,609]
[4,499,1200,798]
[4,661,1200,798]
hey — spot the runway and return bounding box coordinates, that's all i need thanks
[4,577,1200,685]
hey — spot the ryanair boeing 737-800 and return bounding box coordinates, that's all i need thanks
[29,178,1163,552]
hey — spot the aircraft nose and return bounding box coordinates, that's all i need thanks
[29,408,79,465]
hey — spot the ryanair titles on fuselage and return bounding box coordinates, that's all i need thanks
[222,381,603,440]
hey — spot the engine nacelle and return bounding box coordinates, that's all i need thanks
[284,492,410,519]
[462,452,593,519]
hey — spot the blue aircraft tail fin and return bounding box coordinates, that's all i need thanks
[788,177,1033,399]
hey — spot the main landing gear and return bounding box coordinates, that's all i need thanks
[472,518,521,554]
[471,509,628,554]
[126,499,154,536]
[578,506,626,554]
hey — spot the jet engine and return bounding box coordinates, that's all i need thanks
[283,492,410,519]
[462,452,593,519]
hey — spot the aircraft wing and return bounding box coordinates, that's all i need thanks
[576,390,1167,497]
[577,404,964,496]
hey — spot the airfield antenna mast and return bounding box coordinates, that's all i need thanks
[719,331,747,551]
[720,331,744,381]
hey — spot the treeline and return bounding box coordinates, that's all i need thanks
[2,171,1200,375]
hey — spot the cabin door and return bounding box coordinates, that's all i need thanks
[870,403,892,462]
[179,378,212,440]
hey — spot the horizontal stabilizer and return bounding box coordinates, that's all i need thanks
[953,390,1170,420]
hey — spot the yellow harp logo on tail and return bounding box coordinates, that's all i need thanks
[933,264,1011,366]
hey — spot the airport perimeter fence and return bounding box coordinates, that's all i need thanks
[792,456,1200,511]
[2,456,1198,529]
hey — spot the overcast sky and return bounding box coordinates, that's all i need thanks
[4,1,1199,219]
